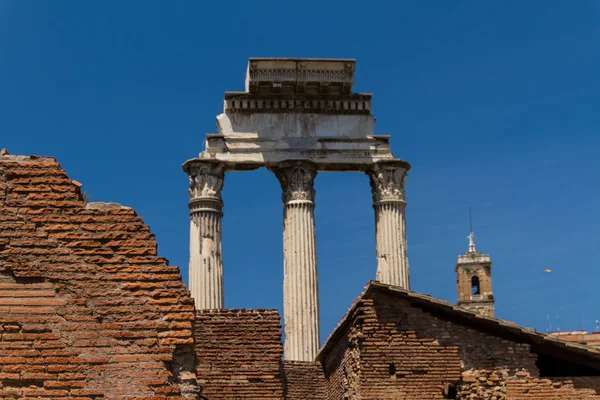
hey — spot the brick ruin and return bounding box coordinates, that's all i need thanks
[318,282,600,399]
[1,59,600,400]
[2,151,600,399]
[0,154,197,399]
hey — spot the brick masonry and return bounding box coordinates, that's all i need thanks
[283,361,326,400]
[4,153,600,400]
[195,309,284,399]
[0,155,198,399]
[318,286,600,400]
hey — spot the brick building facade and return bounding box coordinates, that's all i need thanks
[318,282,600,399]
[1,151,599,399]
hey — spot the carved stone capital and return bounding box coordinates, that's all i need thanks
[271,160,317,204]
[367,161,409,204]
[186,160,225,214]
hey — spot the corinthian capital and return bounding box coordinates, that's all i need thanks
[367,160,410,203]
[272,160,318,204]
[186,160,225,202]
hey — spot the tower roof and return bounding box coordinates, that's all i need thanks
[455,231,491,271]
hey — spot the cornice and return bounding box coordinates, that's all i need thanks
[223,93,372,115]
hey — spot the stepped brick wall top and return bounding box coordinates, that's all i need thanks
[0,153,198,399]
[195,309,284,399]
[4,152,600,400]
[282,361,326,400]
[318,283,600,400]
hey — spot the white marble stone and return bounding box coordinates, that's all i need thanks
[195,58,397,171]
[183,58,413,355]
[185,160,225,310]
[272,160,320,361]
[200,132,393,171]
[245,58,355,94]
[217,113,375,138]
[368,161,411,289]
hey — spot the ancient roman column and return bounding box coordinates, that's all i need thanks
[271,160,320,361]
[186,160,225,309]
[367,160,411,289]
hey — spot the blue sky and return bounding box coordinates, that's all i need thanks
[1,1,599,340]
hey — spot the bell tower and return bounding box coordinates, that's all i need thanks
[455,231,495,317]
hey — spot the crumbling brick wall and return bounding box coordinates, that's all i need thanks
[321,289,600,400]
[362,291,600,399]
[321,319,361,400]
[459,369,600,399]
[283,361,326,400]
[506,374,600,399]
[0,155,198,399]
[358,295,467,399]
[195,309,284,399]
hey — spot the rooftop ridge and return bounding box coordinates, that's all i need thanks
[317,280,600,364]
[0,150,57,163]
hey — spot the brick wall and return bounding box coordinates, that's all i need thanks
[350,292,541,399]
[507,375,600,399]
[460,369,600,399]
[321,319,360,400]
[358,295,465,399]
[0,155,198,399]
[321,288,600,400]
[283,361,326,400]
[195,309,284,399]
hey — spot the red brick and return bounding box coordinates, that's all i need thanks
[22,298,67,306]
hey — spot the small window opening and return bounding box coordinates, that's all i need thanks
[445,383,458,399]
[471,276,480,295]
[388,363,396,376]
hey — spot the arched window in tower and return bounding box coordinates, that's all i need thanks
[471,276,481,295]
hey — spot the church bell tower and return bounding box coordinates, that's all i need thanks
[455,231,495,317]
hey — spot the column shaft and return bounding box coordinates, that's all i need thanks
[373,201,409,288]
[273,160,320,361]
[186,161,225,310]
[190,209,223,309]
[368,161,410,289]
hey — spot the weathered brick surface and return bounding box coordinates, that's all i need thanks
[283,361,326,400]
[195,309,284,399]
[319,285,600,400]
[0,155,198,399]
[461,369,600,399]
[507,375,600,399]
[321,327,359,400]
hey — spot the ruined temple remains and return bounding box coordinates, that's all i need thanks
[183,58,410,361]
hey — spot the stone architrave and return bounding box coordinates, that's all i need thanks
[186,160,225,309]
[367,160,411,289]
[271,160,320,361]
[199,58,395,171]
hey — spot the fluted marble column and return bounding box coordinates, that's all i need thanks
[272,160,320,361]
[367,160,411,289]
[186,160,225,309]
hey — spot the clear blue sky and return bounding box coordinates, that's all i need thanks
[2,1,599,340]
